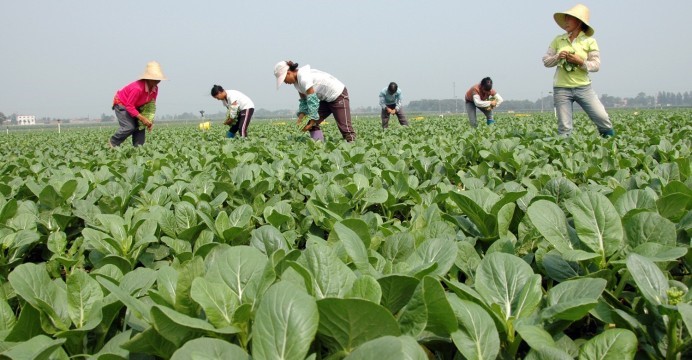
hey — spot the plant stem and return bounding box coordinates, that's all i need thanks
[665,312,680,360]
[614,272,630,298]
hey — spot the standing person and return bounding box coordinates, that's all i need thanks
[210,85,255,138]
[109,61,166,147]
[379,82,409,129]
[542,4,615,137]
[274,60,356,142]
[464,77,503,127]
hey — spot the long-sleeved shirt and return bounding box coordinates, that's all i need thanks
[542,31,601,88]
[113,80,158,118]
[464,84,503,108]
[379,88,403,110]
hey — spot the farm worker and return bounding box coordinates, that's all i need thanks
[379,82,409,129]
[464,77,503,127]
[274,60,356,142]
[542,4,615,137]
[109,61,166,147]
[210,85,255,138]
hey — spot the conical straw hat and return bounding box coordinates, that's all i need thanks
[554,4,594,36]
[140,61,167,80]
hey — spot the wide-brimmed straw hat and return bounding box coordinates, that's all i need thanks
[274,61,289,89]
[554,4,594,36]
[140,61,167,81]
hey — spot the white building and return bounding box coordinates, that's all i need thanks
[17,115,36,125]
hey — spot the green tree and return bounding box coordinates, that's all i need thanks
[0,112,6,125]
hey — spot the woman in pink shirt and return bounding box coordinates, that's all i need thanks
[109,61,166,147]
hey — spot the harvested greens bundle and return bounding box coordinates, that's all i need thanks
[138,101,156,130]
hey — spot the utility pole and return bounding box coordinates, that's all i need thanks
[453,82,457,114]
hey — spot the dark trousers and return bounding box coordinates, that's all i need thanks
[316,88,356,142]
[380,104,408,129]
[229,108,254,137]
[110,105,145,147]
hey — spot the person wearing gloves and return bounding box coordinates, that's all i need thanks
[210,85,255,138]
[379,82,409,129]
[274,60,356,142]
[464,77,503,127]
[109,61,166,147]
[542,4,614,137]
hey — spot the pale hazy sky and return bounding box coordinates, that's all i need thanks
[1,0,690,118]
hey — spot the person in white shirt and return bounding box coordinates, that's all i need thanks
[464,77,503,127]
[274,60,355,142]
[211,85,255,138]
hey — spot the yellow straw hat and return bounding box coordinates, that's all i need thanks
[140,61,167,81]
[554,4,594,36]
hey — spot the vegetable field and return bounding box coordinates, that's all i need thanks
[0,110,690,359]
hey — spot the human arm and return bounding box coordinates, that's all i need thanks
[472,94,493,109]
[542,47,560,68]
[394,91,402,111]
[296,87,319,125]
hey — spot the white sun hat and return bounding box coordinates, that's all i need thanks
[274,61,289,89]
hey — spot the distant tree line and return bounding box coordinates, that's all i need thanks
[407,90,692,113]
[2,91,691,124]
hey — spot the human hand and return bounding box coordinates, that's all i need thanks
[565,53,584,66]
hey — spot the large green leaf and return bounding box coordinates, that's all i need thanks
[626,253,669,306]
[66,268,103,328]
[398,276,457,337]
[206,245,270,305]
[121,327,175,359]
[150,305,239,347]
[449,191,497,239]
[345,275,382,303]
[331,220,370,273]
[515,324,556,352]
[171,337,250,360]
[527,200,574,252]
[0,297,16,331]
[578,329,637,360]
[475,252,542,321]
[378,275,419,314]
[251,282,319,360]
[343,335,427,360]
[1,334,65,360]
[8,263,52,309]
[190,277,237,329]
[542,278,607,321]
[405,237,457,277]
[298,239,356,299]
[623,211,677,248]
[448,295,500,360]
[316,298,400,354]
[565,191,624,259]
[613,189,657,217]
[250,225,290,256]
